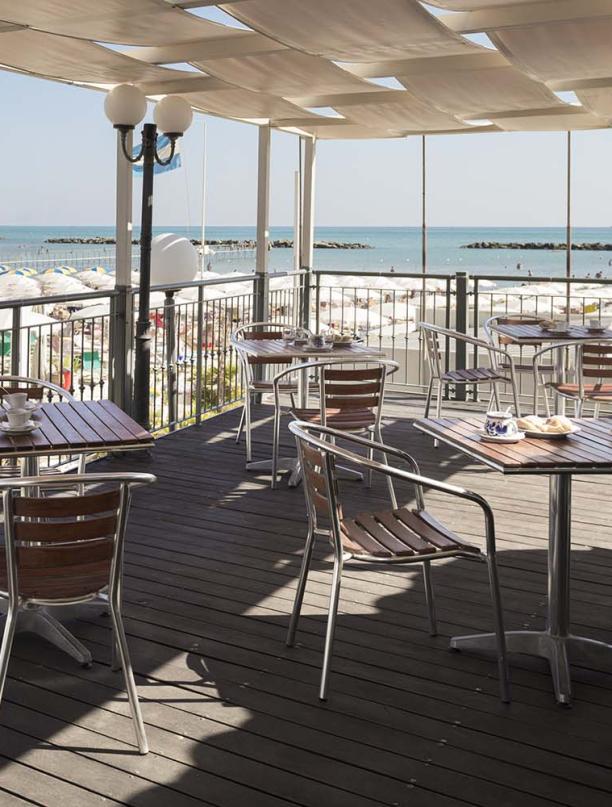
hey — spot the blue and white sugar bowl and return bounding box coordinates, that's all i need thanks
[484,410,518,438]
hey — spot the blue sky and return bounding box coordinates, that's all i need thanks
[2,64,612,229]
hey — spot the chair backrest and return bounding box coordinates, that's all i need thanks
[420,323,444,380]
[483,315,543,347]
[232,321,305,369]
[319,362,388,422]
[0,375,75,403]
[294,429,343,544]
[578,342,612,388]
[0,473,155,603]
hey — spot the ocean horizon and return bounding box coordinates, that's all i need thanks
[2,224,612,279]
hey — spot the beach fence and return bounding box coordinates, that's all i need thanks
[0,267,611,436]
[313,269,612,412]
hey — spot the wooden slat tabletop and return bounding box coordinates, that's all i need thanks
[0,400,153,459]
[237,339,385,360]
[414,415,612,474]
[493,322,612,344]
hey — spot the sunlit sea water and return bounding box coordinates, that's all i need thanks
[2,225,612,279]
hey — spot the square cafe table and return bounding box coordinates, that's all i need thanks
[490,322,612,413]
[236,339,385,483]
[0,399,153,472]
[415,414,612,704]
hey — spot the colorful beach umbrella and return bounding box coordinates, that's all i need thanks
[42,265,77,275]
[0,265,10,274]
[84,266,110,275]
[6,267,36,276]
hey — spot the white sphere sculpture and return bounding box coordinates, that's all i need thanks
[151,234,199,286]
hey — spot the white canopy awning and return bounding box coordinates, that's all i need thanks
[1,0,611,138]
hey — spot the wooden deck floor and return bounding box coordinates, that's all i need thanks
[2,397,612,806]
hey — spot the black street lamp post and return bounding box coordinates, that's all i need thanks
[105,85,192,429]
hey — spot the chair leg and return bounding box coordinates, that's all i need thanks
[286,525,316,647]
[0,605,18,705]
[594,401,601,419]
[491,382,501,411]
[575,398,583,418]
[109,601,148,754]
[423,378,434,418]
[485,554,511,704]
[367,443,374,488]
[543,385,551,417]
[320,556,343,702]
[422,561,437,636]
[244,393,253,464]
[433,381,443,448]
[271,401,283,490]
[235,404,246,444]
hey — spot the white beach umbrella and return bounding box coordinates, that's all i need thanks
[70,302,111,320]
[371,301,417,322]
[37,274,91,296]
[0,275,41,299]
[78,270,115,291]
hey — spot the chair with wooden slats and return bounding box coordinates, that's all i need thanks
[287,421,510,703]
[0,471,155,755]
[420,323,520,427]
[484,315,555,414]
[0,375,86,477]
[534,340,612,416]
[271,358,398,489]
[231,322,313,465]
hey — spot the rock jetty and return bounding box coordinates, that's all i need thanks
[462,241,612,251]
[45,236,371,250]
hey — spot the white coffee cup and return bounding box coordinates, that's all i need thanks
[3,392,27,410]
[6,408,29,429]
[589,319,608,330]
[485,411,518,438]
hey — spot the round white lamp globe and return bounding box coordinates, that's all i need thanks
[151,234,199,286]
[104,84,147,128]
[154,95,193,135]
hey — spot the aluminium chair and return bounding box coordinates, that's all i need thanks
[0,375,87,476]
[534,340,612,417]
[484,315,554,413]
[271,358,398,489]
[287,421,510,703]
[0,471,155,754]
[231,322,313,465]
[420,323,521,421]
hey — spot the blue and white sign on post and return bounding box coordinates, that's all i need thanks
[133,134,181,174]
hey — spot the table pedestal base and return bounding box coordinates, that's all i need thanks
[1,606,93,667]
[247,458,363,488]
[451,630,612,704]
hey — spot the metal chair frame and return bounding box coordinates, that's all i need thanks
[0,375,87,476]
[271,358,398,489]
[533,340,612,417]
[287,421,510,703]
[0,471,155,754]
[231,322,312,464]
[483,315,554,412]
[420,323,521,419]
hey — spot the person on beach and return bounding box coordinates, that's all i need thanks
[516,262,522,270]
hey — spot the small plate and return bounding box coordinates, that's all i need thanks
[478,429,525,444]
[305,345,333,352]
[0,420,40,435]
[586,327,607,334]
[523,426,580,440]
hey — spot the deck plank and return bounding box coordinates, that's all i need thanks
[2,398,612,806]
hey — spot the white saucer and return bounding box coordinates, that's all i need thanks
[0,420,40,435]
[24,400,41,412]
[305,345,333,352]
[478,429,525,444]
[523,426,580,440]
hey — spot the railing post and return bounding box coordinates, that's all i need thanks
[301,136,316,332]
[10,306,20,377]
[195,285,204,424]
[455,271,469,401]
[253,271,269,323]
[164,290,177,431]
[109,288,130,410]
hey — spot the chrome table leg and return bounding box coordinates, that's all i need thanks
[452,474,577,704]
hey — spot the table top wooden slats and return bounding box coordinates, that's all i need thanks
[415,416,612,474]
[237,339,385,361]
[0,400,153,458]
[493,322,612,344]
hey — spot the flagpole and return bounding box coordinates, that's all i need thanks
[200,119,207,273]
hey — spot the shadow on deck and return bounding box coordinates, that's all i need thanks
[1,399,612,806]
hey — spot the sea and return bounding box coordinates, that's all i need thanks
[2,225,612,280]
